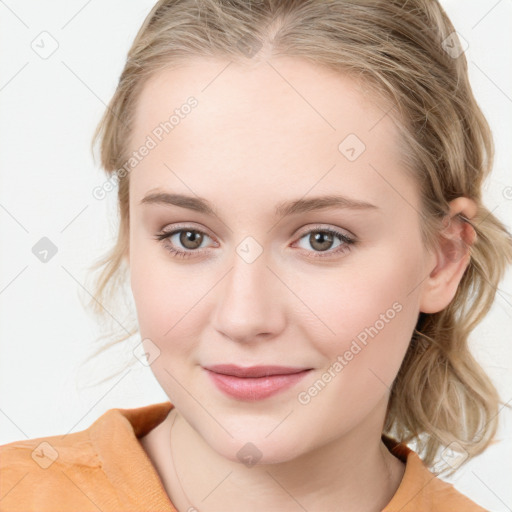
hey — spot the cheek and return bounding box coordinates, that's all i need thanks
[129,241,213,363]
[315,249,420,321]
[129,238,184,341]
[129,254,168,334]
[294,258,421,436]
[305,245,423,378]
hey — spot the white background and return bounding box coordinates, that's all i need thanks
[0,1,511,510]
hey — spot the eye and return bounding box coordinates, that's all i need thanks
[154,226,215,259]
[293,226,355,259]
[154,224,356,260]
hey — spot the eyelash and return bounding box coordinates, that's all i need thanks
[153,225,356,260]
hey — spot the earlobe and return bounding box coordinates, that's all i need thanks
[419,197,478,314]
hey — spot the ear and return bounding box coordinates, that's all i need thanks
[419,197,478,314]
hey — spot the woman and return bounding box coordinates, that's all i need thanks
[1,1,511,510]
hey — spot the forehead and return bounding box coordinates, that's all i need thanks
[128,56,417,213]
[132,56,390,144]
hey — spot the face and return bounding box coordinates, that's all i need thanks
[127,56,434,464]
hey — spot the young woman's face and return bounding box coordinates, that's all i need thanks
[128,57,435,463]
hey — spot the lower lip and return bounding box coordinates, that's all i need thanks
[205,369,311,401]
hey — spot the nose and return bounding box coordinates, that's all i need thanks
[212,244,286,344]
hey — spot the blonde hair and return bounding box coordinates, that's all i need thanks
[84,0,512,472]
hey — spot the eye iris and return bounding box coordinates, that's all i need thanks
[180,230,203,249]
[310,231,334,252]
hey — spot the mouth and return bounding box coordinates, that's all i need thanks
[202,364,313,401]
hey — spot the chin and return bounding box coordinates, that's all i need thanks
[217,436,305,466]
[193,418,309,466]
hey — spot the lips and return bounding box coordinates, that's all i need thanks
[204,364,309,378]
[203,364,312,401]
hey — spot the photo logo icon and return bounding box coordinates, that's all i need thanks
[236,442,262,467]
[31,31,59,59]
[338,133,366,161]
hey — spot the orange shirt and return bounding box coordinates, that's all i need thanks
[0,401,488,511]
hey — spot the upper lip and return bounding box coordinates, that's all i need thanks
[204,364,311,378]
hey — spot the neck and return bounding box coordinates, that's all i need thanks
[141,403,405,512]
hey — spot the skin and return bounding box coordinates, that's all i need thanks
[126,56,477,512]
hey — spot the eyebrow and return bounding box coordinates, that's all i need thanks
[139,191,380,217]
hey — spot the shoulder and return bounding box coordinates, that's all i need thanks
[0,427,108,511]
[382,436,489,512]
[0,402,175,511]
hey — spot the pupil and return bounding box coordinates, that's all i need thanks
[181,230,202,249]
[312,231,333,252]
